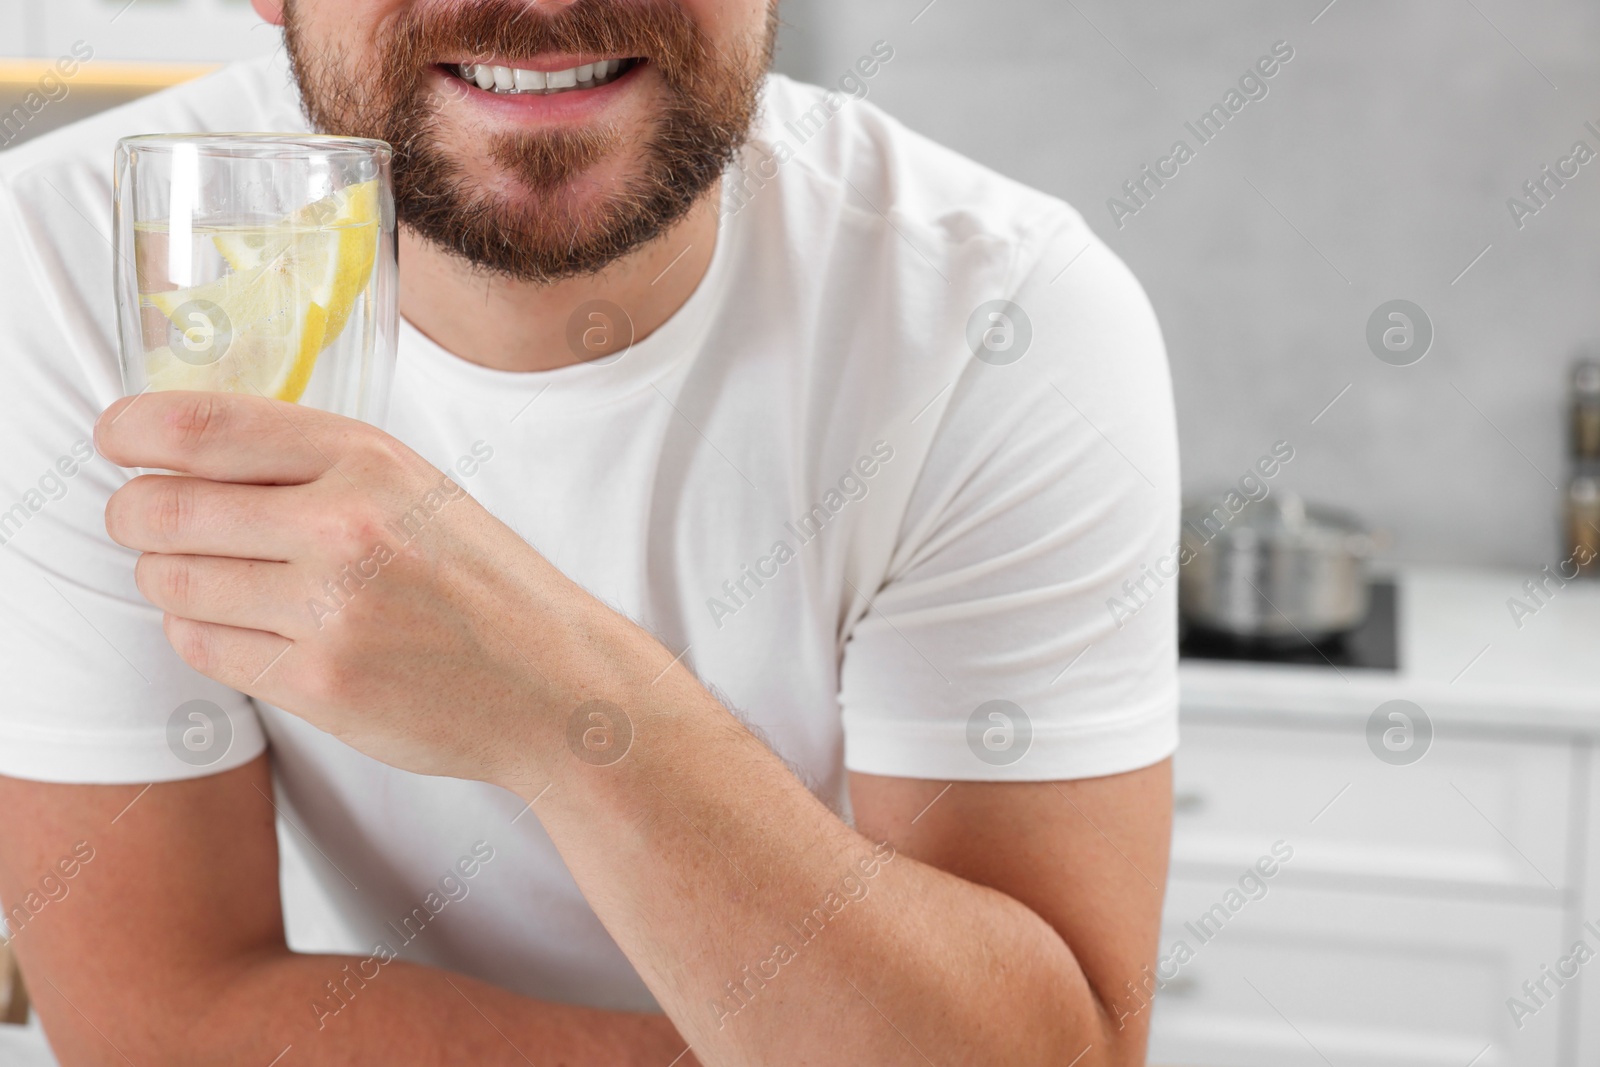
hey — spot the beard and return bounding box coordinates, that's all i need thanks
[284,0,775,283]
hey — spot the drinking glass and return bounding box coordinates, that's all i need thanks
[113,134,398,423]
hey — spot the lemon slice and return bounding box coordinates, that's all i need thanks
[144,345,223,393]
[147,255,328,401]
[212,180,379,270]
[146,181,381,403]
[307,182,381,350]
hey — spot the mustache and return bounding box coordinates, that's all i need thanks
[385,0,709,82]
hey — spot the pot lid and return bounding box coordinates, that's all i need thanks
[1182,492,1372,554]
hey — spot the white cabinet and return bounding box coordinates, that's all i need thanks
[1171,719,1574,896]
[1151,882,1565,1067]
[1152,715,1586,1067]
[1569,742,1600,1066]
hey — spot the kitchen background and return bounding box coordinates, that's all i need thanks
[6,2,1600,1066]
[780,0,1600,571]
[6,0,1598,567]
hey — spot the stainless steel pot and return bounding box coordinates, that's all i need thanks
[1179,493,1374,643]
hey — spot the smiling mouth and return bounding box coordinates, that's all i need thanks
[452,59,642,96]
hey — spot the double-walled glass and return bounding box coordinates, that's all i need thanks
[113,134,398,423]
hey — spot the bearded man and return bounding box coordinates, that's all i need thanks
[0,1,1179,1064]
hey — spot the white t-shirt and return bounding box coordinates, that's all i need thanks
[0,54,1178,1017]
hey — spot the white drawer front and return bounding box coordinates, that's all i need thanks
[1149,879,1568,1067]
[1171,717,1573,896]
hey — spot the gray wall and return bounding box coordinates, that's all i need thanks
[773,0,1600,570]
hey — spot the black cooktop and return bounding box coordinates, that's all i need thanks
[1179,579,1400,670]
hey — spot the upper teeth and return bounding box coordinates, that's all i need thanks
[461,60,628,95]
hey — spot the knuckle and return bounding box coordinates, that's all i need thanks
[356,426,416,474]
[159,557,194,610]
[168,393,226,454]
[320,510,365,558]
[151,479,195,543]
[301,650,356,705]
[355,431,401,475]
[347,509,390,550]
[136,553,191,611]
[321,497,387,556]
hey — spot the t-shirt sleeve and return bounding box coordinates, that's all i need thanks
[839,215,1180,782]
[0,163,266,785]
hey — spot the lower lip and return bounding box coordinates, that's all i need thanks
[430,62,645,124]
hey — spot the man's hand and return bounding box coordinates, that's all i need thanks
[95,390,653,790]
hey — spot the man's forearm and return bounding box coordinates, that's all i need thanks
[177,951,696,1066]
[505,643,1126,1067]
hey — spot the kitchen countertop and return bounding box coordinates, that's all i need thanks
[1179,566,1600,734]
